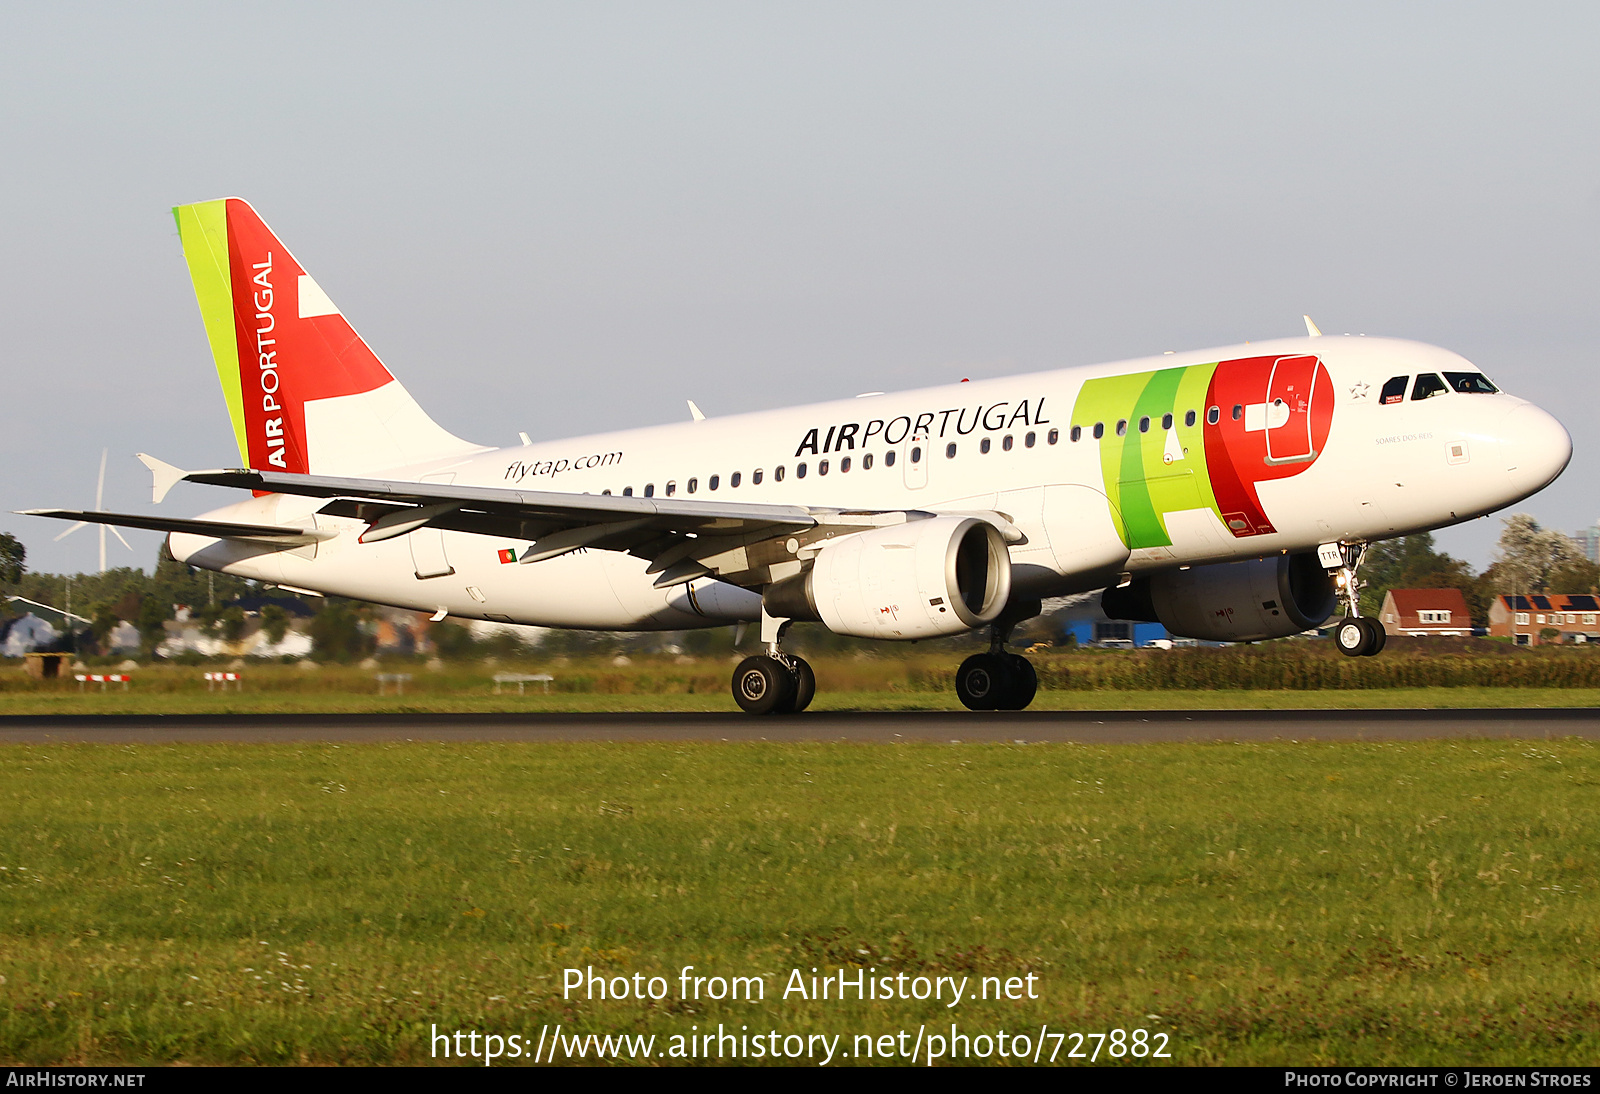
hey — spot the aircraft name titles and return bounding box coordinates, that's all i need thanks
[794,398,1051,458]
[251,252,288,468]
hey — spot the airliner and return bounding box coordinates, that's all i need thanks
[23,199,1573,713]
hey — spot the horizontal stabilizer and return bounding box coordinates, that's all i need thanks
[18,509,334,547]
[136,453,188,504]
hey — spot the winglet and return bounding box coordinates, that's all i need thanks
[1303,315,1323,337]
[687,400,706,421]
[136,453,188,504]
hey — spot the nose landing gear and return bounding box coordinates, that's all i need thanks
[1324,541,1386,658]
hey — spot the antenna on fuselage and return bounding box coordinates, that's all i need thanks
[1303,315,1323,337]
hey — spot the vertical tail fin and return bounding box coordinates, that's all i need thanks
[172,198,483,476]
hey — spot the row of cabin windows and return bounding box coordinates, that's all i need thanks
[600,430,1062,498]
[1068,409,1202,443]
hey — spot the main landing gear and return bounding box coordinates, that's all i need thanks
[731,612,815,715]
[731,652,815,715]
[955,599,1042,711]
[1325,541,1386,658]
[732,601,1044,715]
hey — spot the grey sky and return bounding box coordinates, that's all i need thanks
[2,2,1595,575]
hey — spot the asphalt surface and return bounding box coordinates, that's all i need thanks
[1,708,1597,744]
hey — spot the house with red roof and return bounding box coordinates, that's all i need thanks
[1488,594,1600,645]
[1378,588,1473,638]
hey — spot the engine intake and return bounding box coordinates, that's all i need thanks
[764,515,1011,640]
[1101,552,1336,642]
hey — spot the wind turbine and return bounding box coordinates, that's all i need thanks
[54,449,131,573]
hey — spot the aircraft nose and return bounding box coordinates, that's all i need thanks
[1498,402,1572,494]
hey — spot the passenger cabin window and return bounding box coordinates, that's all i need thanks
[1092,423,1104,439]
[665,481,677,496]
[979,438,991,454]
[1025,431,1036,447]
[1231,405,1243,421]
[840,457,851,472]
[1048,429,1059,444]
[775,466,785,482]
[945,443,957,458]
[910,446,922,462]
[1069,426,1081,442]
[730,472,741,487]
[1161,413,1173,430]
[1207,406,1220,424]
[687,478,697,493]
[752,469,764,484]
[796,462,807,478]
[818,460,828,475]
[1380,376,1408,404]
[622,487,633,496]
[1411,373,1448,401]
[1116,419,1128,436]
[884,450,896,467]
[1002,435,1013,451]
[709,475,719,490]
[1139,416,1150,433]
[644,484,655,497]
[863,453,874,469]
[1444,371,1498,394]
[1185,410,1196,427]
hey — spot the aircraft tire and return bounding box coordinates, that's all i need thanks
[732,655,797,715]
[1334,616,1370,657]
[956,653,1013,711]
[1361,617,1387,657]
[999,654,1038,710]
[782,657,816,714]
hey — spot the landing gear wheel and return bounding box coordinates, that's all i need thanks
[732,655,797,715]
[998,654,1037,710]
[1361,617,1386,657]
[781,657,816,714]
[1331,614,1382,658]
[1335,616,1372,657]
[956,653,1014,711]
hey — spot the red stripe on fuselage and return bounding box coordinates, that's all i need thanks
[1202,354,1335,537]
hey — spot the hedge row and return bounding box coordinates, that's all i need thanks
[911,646,1600,691]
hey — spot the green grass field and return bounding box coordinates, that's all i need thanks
[2,738,1597,1065]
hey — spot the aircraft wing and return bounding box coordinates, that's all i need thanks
[17,509,333,547]
[180,468,939,588]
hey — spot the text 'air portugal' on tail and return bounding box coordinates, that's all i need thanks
[172,198,485,478]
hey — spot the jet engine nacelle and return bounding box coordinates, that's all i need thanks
[1101,552,1337,642]
[764,515,1011,640]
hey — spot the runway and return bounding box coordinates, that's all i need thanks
[1,708,1598,744]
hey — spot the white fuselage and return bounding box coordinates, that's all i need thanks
[169,335,1571,631]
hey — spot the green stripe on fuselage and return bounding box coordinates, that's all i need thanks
[1072,363,1219,548]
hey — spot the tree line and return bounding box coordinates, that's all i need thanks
[1358,514,1595,624]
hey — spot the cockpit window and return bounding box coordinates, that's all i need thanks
[1380,376,1408,405]
[1444,371,1498,394]
[1411,373,1448,401]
